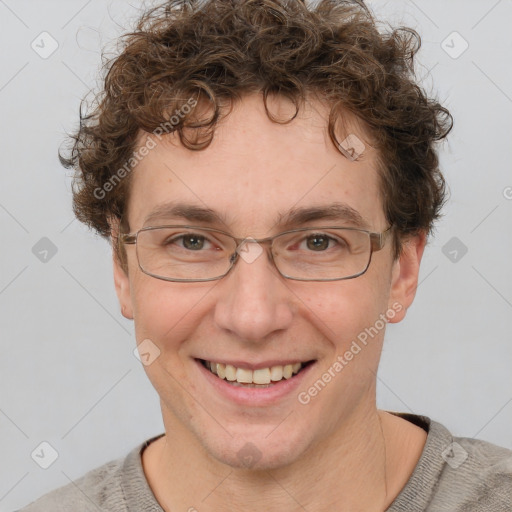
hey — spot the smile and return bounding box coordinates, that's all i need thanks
[199,359,315,387]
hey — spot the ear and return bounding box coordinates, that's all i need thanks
[110,218,134,320]
[387,230,427,324]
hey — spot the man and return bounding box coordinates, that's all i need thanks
[21,0,511,510]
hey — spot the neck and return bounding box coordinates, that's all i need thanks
[141,401,420,512]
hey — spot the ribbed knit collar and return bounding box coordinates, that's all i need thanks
[120,413,450,511]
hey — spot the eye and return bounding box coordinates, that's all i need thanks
[166,233,214,251]
[305,234,331,251]
[302,233,345,252]
[182,234,208,250]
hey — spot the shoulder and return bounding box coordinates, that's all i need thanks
[387,413,512,511]
[17,436,161,512]
[436,433,512,509]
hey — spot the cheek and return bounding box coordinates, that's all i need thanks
[130,279,209,400]
[298,278,388,345]
[130,275,210,348]
[291,281,390,429]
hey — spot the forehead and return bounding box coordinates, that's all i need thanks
[127,94,384,235]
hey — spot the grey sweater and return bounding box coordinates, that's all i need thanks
[18,413,512,511]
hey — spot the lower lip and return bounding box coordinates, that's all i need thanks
[195,359,316,406]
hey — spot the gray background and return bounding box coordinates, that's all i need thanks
[0,0,511,510]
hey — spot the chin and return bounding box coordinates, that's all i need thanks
[203,424,312,471]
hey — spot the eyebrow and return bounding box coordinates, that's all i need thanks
[142,201,371,231]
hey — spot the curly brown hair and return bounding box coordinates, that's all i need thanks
[59,0,452,267]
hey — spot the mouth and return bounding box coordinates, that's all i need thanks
[197,358,316,388]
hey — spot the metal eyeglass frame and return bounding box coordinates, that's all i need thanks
[119,224,393,283]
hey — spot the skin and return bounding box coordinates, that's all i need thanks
[113,93,428,511]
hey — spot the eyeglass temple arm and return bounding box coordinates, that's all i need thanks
[120,233,137,244]
[370,226,393,252]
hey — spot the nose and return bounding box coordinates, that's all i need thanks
[213,241,294,342]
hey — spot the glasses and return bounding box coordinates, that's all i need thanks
[120,225,392,282]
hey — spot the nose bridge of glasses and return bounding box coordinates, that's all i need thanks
[233,233,274,246]
[230,235,276,266]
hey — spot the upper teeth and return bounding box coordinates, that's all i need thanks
[205,361,303,384]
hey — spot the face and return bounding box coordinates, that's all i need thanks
[113,93,425,470]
